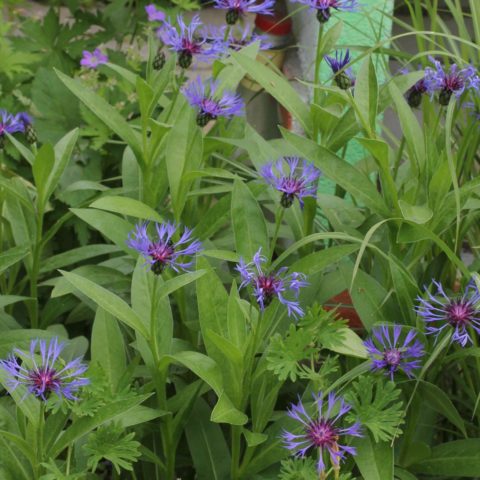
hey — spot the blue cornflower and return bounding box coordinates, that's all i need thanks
[364,325,424,381]
[0,109,24,136]
[325,49,355,89]
[236,248,308,318]
[424,56,480,106]
[214,0,275,25]
[282,392,362,475]
[261,156,320,208]
[157,15,225,69]
[415,280,480,347]
[127,221,202,275]
[292,0,359,23]
[0,338,89,401]
[182,76,244,126]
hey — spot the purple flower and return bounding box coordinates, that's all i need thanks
[364,325,424,381]
[80,48,108,69]
[145,4,165,22]
[157,15,225,69]
[0,338,89,401]
[415,280,480,347]
[236,248,308,318]
[214,0,275,25]
[282,392,362,475]
[16,112,37,144]
[182,76,244,126]
[325,49,355,89]
[261,157,320,208]
[0,109,24,136]
[292,0,359,23]
[127,221,202,275]
[424,56,480,106]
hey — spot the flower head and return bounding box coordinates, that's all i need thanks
[145,4,165,22]
[182,76,244,126]
[325,49,355,89]
[0,337,89,401]
[292,0,359,23]
[424,56,480,105]
[400,66,428,108]
[214,0,275,25]
[0,109,24,136]
[415,280,480,347]
[127,221,202,275]
[158,15,225,69]
[261,157,320,208]
[236,248,308,317]
[80,48,108,69]
[364,325,424,380]
[282,392,362,475]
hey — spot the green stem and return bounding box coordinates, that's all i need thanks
[36,403,45,479]
[230,425,242,480]
[29,208,44,329]
[269,207,285,261]
[313,24,324,142]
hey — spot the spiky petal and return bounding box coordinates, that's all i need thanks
[282,392,362,474]
[182,76,244,126]
[324,49,355,89]
[0,109,24,136]
[0,338,89,401]
[261,157,320,208]
[157,15,225,68]
[291,0,359,23]
[214,0,275,24]
[415,280,480,347]
[236,248,308,318]
[364,325,424,381]
[127,221,202,275]
[424,56,480,105]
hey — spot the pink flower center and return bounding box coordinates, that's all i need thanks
[29,367,58,394]
[444,74,464,92]
[256,275,280,306]
[280,176,304,195]
[447,301,473,326]
[149,242,175,265]
[383,348,402,367]
[307,419,339,448]
[181,39,202,54]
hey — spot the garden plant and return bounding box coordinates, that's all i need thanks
[0,0,479,478]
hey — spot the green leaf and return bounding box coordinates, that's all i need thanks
[90,195,164,222]
[354,55,378,134]
[48,394,151,459]
[417,381,466,437]
[55,69,143,166]
[157,270,207,300]
[231,180,269,260]
[230,50,311,134]
[91,308,126,393]
[411,439,480,477]
[353,434,394,480]
[0,245,29,276]
[185,399,231,480]
[33,143,55,208]
[211,392,248,425]
[71,208,133,254]
[329,327,367,358]
[60,270,148,339]
[399,200,433,224]
[243,429,268,448]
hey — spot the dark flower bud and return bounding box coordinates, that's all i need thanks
[439,88,453,106]
[226,8,240,25]
[178,49,193,69]
[317,7,331,23]
[334,72,353,90]
[153,49,166,70]
[196,111,216,127]
[281,192,295,209]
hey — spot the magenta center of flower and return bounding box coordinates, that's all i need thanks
[149,242,175,265]
[28,367,58,395]
[306,419,339,448]
[444,74,464,92]
[256,274,280,306]
[447,301,473,326]
[181,39,201,54]
[280,176,304,195]
[383,348,402,368]
[200,98,219,117]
